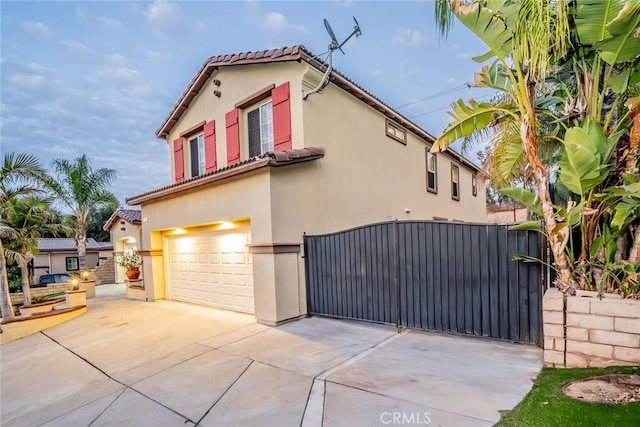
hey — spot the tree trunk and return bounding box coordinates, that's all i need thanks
[0,240,16,321]
[520,117,576,293]
[629,225,640,266]
[20,248,32,307]
[76,225,87,271]
[626,110,639,174]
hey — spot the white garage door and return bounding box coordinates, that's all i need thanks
[167,229,254,314]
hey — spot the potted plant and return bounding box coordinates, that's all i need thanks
[116,250,142,280]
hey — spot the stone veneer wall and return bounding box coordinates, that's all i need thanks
[9,283,72,306]
[543,288,640,368]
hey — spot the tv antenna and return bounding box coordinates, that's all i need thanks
[303,16,362,100]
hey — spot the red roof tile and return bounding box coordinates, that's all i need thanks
[103,208,142,231]
[153,45,480,174]
[126,147,326,206]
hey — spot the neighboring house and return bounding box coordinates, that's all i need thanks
[103,208,142,283]
[31,238,113,283]
[486,203,529,223]
[126,45,486,325]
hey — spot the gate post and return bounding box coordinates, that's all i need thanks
[394,220,401,333]
[303,232,311,317]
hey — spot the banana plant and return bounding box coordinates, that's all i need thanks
[434,0,640,295]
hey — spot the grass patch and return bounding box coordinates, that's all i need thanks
[31,292,66,304]
[497,366,640,426]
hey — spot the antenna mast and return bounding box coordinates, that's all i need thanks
[303,17,361,100]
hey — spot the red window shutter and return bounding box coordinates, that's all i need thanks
[204,120,217,172]
[272,82,291,152]
[225,109,240,165]
[173,138,184,183]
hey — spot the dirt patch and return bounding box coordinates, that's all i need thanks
[564,374,640,404]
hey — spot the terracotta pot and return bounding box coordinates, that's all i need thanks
[126,267,140,280]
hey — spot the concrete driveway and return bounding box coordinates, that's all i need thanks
[1,284,542,426]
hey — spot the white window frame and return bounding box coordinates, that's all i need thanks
[451,164,460,201]
[426,150,437,193]
[66,256,79,271]
[472,174,478,197]
[188,133,205,178]
[247,100,274,157]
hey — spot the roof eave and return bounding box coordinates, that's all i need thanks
[126,150,324,206]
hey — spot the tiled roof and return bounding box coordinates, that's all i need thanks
[126,147,325,206]
[154,45,480,174]
[103,208,142,231]
[156,46,303,138]
[37,238,113,252]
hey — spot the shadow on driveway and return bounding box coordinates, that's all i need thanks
[1,284,542,426]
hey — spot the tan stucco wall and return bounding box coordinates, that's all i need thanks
[110,220,142,283]
[298,63,486,228]
[166,62,305,180]
[139,60,487,324]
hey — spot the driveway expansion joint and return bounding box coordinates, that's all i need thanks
[299,328,408,426]
[194,360,254,426]
[41,331,195,425]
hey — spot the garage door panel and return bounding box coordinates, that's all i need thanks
[167,229,254,314]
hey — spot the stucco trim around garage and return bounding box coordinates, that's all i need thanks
[126,147,325,205]
[247,242,301,254]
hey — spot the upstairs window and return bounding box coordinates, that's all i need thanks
[188,133,205,178]
[451,164,460,201]
[472,174,478,197]
[426,150,437,193]
[248,101,274,157]
[386,119,407,144]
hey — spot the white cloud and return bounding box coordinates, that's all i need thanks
[334,0,354,8]
[9,74,45,88]
[144,0,203,36]
[61,40,93,56]
[143,0,206,37]
[99,67,139,81]
[146,50,169,60]
[392,28,430,48]
[144,0,180,23]
[367,70,382,77]
[104,53,126,64]
[262,12,307,34]
[98,16,123,29]
[18,21,49,36]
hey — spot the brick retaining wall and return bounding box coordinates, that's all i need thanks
[543,288,640,367]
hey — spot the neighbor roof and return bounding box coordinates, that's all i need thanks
[126,147,325,206]
[154,45,480,173]
[103,208,142,231]
[37,238,113,252]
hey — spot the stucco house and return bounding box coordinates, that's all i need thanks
[126,45,486,325]
[31,238,113,283]
[103,208,142,283]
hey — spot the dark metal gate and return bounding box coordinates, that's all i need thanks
[304,221,547,346]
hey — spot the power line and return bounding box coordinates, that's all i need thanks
[395,84,470,109]
[408,94,494,119]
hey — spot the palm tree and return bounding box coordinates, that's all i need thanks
[3,196,70,307]
[432,0,640,293]
[47,155,119,271]
[0,153,48,320]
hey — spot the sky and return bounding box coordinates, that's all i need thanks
[1,0,494,207]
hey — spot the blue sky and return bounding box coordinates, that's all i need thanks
[1,0,492,206]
